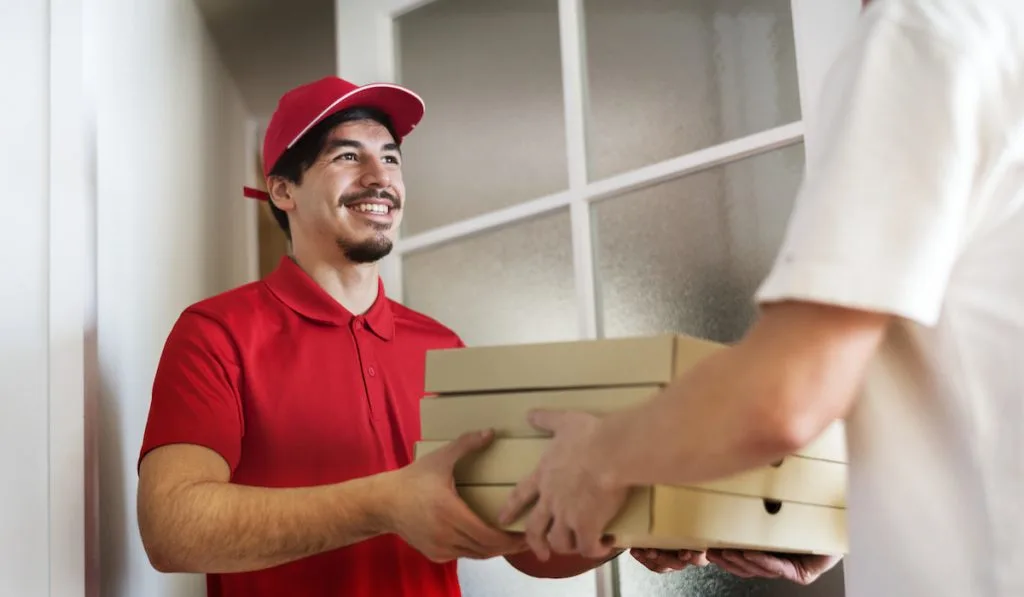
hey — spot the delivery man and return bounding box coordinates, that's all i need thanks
[135,76,618,597]
[501,0,1024,596]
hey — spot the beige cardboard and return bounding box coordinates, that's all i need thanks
[424,334,723,394]
[419,390,848,464]
[458,485,847,554]
[419,386,661,440]
[418,438,846,507]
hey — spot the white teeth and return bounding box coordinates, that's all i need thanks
[351,203,390,215]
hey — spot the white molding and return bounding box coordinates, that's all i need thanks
[48,0,89,594]
[559,0,590,191]
[583,121,803,204]
[559,0,600,342]
[396,123,803,255]
[396,190,575,254]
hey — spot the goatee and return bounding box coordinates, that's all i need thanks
[338,235,394,264]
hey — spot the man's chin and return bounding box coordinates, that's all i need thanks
[337,238,394,264]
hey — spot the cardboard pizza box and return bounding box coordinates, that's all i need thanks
[457,484,847,554]
[415,438,846,508]
[420,386,660,439]
[424,333,723,394]
[420,389,848,464]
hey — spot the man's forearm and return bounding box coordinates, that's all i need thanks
[142,473,393,574]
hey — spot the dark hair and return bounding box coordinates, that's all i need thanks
[267,106,400,240]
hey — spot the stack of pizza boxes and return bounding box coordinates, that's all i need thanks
[414,333,848,555]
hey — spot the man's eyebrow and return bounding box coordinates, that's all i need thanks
[323,138,362,152]
[322,138,401,155]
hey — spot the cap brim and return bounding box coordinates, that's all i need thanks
[243,186,271,201]
[285,82,426,149]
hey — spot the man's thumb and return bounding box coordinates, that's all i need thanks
[437,429,495,467]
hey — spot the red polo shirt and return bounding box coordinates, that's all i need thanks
[139,256,463,597]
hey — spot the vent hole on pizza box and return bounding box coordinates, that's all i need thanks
[763,499,783,515]
[770,459,784,468]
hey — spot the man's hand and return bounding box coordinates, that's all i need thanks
[383,430,527,563]
[497,410,628,562]
[705,550,841,585]
[630,549,708,573]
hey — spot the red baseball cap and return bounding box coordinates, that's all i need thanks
[243,76,425,201]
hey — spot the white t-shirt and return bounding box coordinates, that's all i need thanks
[755,1,1024,596]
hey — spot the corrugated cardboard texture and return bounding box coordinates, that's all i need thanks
[417,438,846,507]
[424,334,723,394]
[456,485,846,554]
[419,386,661,440]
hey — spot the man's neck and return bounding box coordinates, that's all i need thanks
[290,244,380,316]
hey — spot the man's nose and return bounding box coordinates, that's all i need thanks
[360,157,391,188]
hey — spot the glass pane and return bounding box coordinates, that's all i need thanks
[595,143,805,344]
[396,0,568,235]
[583,0,801,181]
[402,209,578,347]
[616,552,846,597]
[458,559,597,597]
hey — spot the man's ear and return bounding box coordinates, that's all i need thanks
[267,176,297,213]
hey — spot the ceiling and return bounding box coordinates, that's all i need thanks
[193,0,337,121]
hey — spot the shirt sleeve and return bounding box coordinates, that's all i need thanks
[138,309,245,474]
[755,12,986,327]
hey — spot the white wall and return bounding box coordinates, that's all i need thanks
[1,1,58,592]
[2,0,255,594]
[92,1,256,595]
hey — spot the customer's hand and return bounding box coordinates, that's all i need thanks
[381,430,527,563]
[630,548,708,572]
[705,550,841,585]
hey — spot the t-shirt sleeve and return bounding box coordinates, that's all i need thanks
[138,309,245,474]
[755,13,985,326]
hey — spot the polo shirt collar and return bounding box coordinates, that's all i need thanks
[264,256,395,340]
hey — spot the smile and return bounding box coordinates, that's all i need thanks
[350,203,391,215]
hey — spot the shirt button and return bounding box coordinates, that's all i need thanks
[367,366,376,377]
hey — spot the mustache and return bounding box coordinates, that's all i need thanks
[339,188,401,209]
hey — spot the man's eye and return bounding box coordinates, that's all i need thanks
[384,155,400,165]
[336,152,357,161]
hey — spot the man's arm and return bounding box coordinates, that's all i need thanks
[137,444,390,573]
[138,430,526,574]
[591,300,889,488]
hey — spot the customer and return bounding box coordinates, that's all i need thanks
[502,1,1024,596]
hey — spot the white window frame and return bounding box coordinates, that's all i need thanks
[337,0,861,594]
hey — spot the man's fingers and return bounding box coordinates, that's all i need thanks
[498,471,539,525]
[436,430,495,469]
[451,501,527,554]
